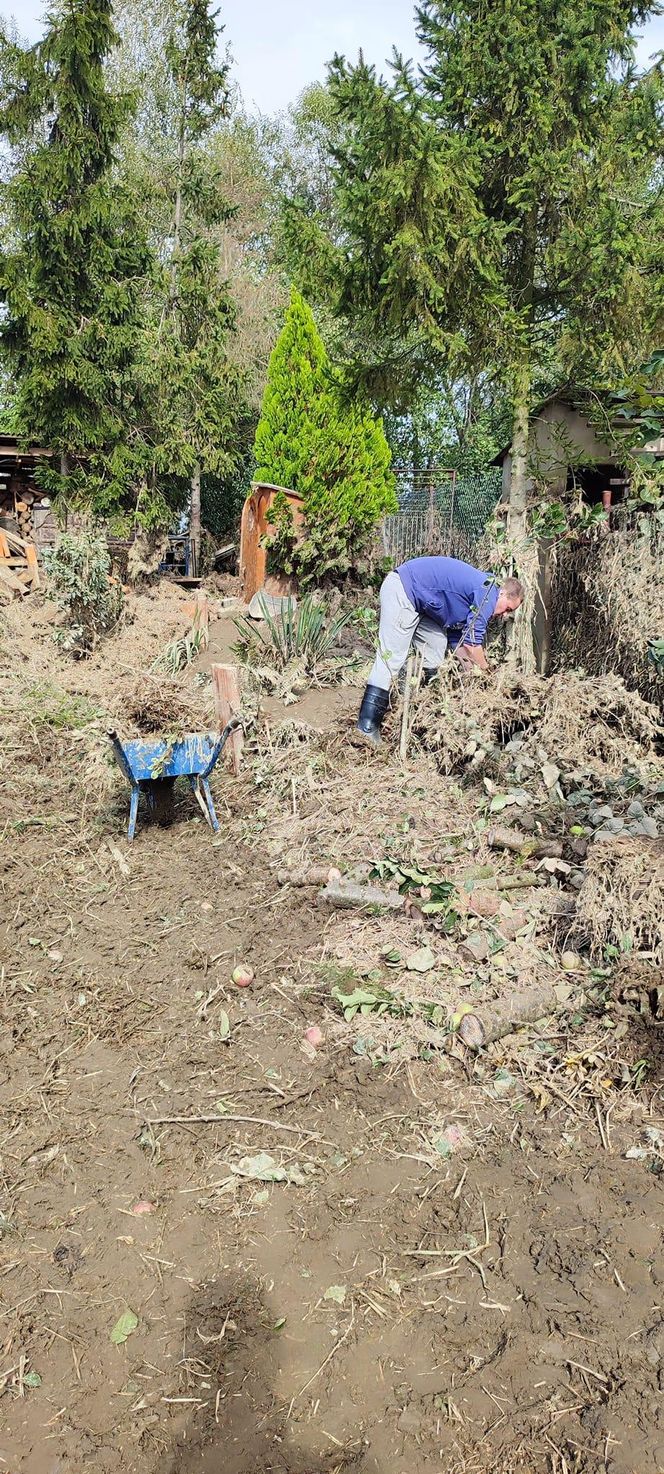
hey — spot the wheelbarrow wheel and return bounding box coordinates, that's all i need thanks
[150,779,176,827]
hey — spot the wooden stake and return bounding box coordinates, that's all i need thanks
[211,662,243,775]
[399,650,423,762]
[399,652,414,762]
[25,543,40,590]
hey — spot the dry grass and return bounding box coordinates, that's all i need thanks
[0,664,119,824]
[117,669,213,735]
[552,521,664,703]
[411,666,661,781]
[536,670,660,772]
[575,835,664,964]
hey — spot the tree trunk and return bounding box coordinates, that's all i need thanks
[507,356,531,549]
[190,461,201,577]
[507,353,538,673]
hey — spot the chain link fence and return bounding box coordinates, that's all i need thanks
[381,467,503,563]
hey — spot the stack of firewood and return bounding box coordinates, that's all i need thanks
[13,487,45,542]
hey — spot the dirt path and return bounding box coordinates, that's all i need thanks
[1,601,663,1474]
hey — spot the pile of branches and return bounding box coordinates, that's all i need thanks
[411,667,661,783]
[118,671,212,736]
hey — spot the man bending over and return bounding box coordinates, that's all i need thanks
[357,556,524,743]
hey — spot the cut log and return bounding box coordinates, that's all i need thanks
[278,865,341,887]
[488,825,563,859]
[457,978,577,1049]
[319,879,405,912]
[494,874,543,891]
[211,662,243,776]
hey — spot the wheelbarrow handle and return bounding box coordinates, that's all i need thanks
[202,716,245,778]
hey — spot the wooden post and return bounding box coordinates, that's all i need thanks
[25,543,40,589]
[211,662,243,776]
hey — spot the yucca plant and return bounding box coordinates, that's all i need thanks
[232,594,361,680]
[152,625,208,675]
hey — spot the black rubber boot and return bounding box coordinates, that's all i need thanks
[357,684,390,744]
[422,667,439,686]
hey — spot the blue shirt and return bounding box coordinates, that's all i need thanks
[397,556,499,647]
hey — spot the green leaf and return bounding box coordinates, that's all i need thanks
[323,1284,347,1304]
[23,1370,42,1389]
[489,794,515,813]
[218,1010,231,1040]
[110,1309,139,1345]
[406,946,436,973]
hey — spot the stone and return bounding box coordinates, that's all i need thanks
[589,805,614,827]
[468,890,501,919]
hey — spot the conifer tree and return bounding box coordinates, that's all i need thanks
[152,0,247,572]
[254,287,395,580]
[0,0,152,520]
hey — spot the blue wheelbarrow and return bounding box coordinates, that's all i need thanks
[108,719,243,840]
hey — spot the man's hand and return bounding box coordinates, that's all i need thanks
[455,642,490,674]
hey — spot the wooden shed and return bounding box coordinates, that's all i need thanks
[0,435,54,546]
[492,391,663,507]
[492,392,663,673]
[239,482,304,602]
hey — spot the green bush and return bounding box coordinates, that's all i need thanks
[254,288,396,582]
[43,532,124,656]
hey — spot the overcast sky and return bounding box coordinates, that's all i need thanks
[5,0,664,114]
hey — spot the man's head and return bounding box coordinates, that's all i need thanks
[494,576,524,620]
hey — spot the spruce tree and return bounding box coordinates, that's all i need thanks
[254,287,395,581]
[322,2,663,661]
[151,0,248,572]
[0,0,152,521]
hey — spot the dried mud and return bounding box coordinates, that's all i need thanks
[1,590,662,1474]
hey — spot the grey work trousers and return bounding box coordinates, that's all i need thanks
[367,570,449,691]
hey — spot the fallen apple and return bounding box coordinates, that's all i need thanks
[232,965,254,988]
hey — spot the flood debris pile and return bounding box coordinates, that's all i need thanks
[412,667,661,787]
[119,671,213,737]
[552,521,664,704]
[575,835,664,965]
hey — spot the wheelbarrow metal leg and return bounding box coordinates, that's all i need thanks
[128,785,140,841]
[200,777,220,832]
[190,775,220,832]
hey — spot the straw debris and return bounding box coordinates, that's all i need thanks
[117,671,213,736]
[575,835,664,964]
[412,667,661,781]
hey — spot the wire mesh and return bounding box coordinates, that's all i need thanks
[382,466,503,563]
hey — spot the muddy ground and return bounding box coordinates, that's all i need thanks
[1,588,663,1474]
